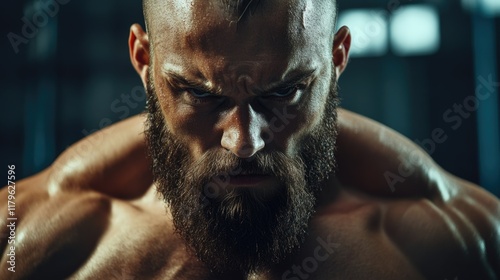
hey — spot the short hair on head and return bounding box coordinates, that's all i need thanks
[142,0,152,32]
[219,0,261,22]
[143,0,337,27]
[142,0,339,51]
[142,0,261,31]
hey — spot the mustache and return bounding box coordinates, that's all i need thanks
[184,149,304,189]
[181,148,307,220]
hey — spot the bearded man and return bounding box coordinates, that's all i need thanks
[1,0,499,279]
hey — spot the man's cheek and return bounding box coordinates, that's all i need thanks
[284,110,321,153]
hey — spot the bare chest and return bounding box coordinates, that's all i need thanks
[68,200,424,280]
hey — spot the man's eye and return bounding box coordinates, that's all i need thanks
[187,88,213,98]
[268,87,297,98]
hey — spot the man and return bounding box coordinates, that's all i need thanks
[1,0,499,279]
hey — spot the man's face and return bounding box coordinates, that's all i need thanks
[143,0,339,274]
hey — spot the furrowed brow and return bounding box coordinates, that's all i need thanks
[163,70,220,95]
[261,69,316,94]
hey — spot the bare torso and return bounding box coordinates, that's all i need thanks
[1,110,498,279]
[3,173,497,279]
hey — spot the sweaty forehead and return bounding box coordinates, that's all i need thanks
[148,0,335,80]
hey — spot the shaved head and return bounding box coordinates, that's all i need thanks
[142,0,338,53]
[142,0,338,22]
[144,0,263,24]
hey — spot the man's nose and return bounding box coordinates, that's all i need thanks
[221,104,266,158]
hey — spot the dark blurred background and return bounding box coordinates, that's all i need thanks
[1,0,499,197]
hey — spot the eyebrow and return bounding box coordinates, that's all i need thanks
[260,69,316,95]
[163,68,316,95]
[163,70,221,95]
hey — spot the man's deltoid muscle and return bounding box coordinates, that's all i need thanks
[1,0,499,279]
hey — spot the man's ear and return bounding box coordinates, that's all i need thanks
[332,26,351,78]
[129,23,150,87]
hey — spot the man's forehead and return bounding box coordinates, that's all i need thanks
[148,0,335,84]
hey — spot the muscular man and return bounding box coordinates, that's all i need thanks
[1,0,499,279]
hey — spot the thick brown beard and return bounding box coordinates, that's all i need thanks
[144,70,339,274]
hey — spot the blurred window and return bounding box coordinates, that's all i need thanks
[390,5,440,56]
[337,9,388,57]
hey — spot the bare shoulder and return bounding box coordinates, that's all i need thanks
[337,109,500,278]
[384,175,500,279]
[336,108,441,197]
[47,113,151,199]
[0,170,112,279]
